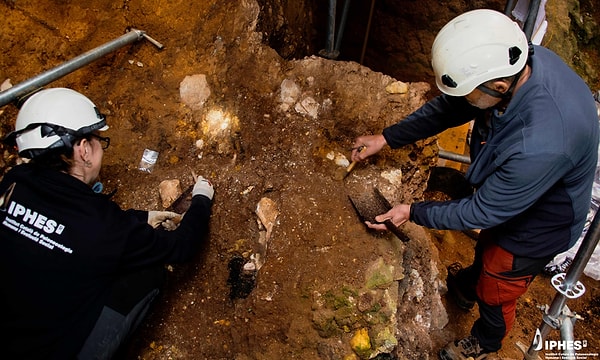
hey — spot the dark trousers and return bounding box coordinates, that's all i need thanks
[458,230,553,352]
[78,266,165,360]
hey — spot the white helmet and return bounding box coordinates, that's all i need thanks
[5,88,108,158]
[431,9,529,96]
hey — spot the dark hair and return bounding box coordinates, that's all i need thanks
[29,136,89,172]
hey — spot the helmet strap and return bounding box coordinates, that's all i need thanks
[475,83,506,98]
[501,66,525,100]
[476,65,526,100]
[40,123,78,149]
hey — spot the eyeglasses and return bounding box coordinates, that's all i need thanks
[90,134,110,150]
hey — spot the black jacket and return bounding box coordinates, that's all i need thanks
[0,163,212,359]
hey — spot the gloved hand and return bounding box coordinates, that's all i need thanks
[192,175,214,200]
[147,211,181,229]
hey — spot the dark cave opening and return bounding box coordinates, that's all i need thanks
[257,0,599,91]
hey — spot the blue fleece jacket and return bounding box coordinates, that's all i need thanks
[382,46,599,258]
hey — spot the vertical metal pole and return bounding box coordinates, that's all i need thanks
[523,0,542,41]
[334,0,351,52]
[524,210,600,358]
[564,214,600,290]
[560,317,576,359]
[326,0,336,54]
[319,0,340,59]
[504,0,517,16]
[360,0,376,64]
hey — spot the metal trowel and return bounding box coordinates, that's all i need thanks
[348,187,410,242]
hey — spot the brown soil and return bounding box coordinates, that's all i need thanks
[1,1,599,359]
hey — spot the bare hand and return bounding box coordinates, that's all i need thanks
[351,134,387,162]
[365,204,410,231]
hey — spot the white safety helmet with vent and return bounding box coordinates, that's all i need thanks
[6,88,108,159]
[431,9,529,97]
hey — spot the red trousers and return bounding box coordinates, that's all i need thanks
[463,230,553,352]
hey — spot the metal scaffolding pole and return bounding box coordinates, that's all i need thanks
[0,29,163,107]
[521,209,600,359]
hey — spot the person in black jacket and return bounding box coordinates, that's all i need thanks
[0,88,214,359]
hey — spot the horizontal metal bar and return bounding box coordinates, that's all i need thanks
[0,29,147,107]
[438,149,471,164]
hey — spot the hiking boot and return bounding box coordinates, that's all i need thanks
[447,262,476,311]
[439,335,488,360]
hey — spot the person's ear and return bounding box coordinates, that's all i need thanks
[75,139,91,161]
[491,79,510,94]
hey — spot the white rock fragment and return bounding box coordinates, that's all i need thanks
[1,79,12,91]
[381,169,403,187]
[325,151,350,167]
[408,269,425,302]
[199,108,240,155]
[158,179,182,209]
[334,153,350,167]
[180,74,211,111]
[385,81,409,94]
[0,79,11,115]
[243,262,256,271]
[240,185,255,195]
[279,79,301,111]
[256,197,278,240]
[322,98,333,111]
[295,96,319,119]
[251,197,279,271]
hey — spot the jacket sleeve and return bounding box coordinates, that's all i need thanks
[382,94,480,149]
[410,152,572,230]
[115,194,213,269]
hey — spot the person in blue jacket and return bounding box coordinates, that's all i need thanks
[0,88,214,359]
[351,9,599,360]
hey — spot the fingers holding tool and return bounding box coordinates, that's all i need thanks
[343,145,366,179]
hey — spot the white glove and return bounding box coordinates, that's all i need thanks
[192,176,214,200]
[147,211,181,229]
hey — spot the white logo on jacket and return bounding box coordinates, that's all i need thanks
[7,201,65,234]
